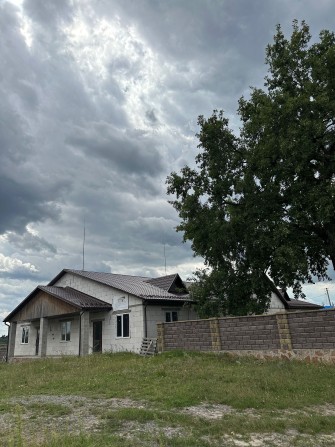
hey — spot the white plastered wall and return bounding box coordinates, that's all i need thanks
[146,304,198,338]
[88,305,144,354]
[13,322,39,357]
[46,316,80,356]
[265,292,286,314]
[54,272,145,353]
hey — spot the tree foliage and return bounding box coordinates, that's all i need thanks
[167,21,335,316]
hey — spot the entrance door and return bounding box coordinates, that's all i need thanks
[93,321,102,353]
[35,328,40,356]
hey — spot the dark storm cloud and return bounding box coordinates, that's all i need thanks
[1,0,335,334]
[0,3,67,234]
[0,177,60,234]
[5,231,57,254]
[66,122,164,176]
[0,0,138,237]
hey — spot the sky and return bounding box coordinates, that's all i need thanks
[1,0,335,335]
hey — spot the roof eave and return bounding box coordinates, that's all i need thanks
[287,304,323,310]
[3,286,42,322]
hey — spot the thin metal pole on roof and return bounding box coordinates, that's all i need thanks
[164,243,167,275]
[82,217,86,271]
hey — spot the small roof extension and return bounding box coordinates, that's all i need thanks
[4,286,112,323]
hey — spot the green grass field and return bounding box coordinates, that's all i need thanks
[1,351,335,446]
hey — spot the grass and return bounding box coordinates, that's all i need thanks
[1,351,335,446]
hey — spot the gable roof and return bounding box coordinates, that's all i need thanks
[49,269,191,302]
[275,289,322,310]
[4,286,112,323]
[145,273,187,294]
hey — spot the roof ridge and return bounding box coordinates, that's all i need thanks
[66,269,151,280]
[49,269,190,302]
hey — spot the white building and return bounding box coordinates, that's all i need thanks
[4,269,197,361]
[267,288,322,314]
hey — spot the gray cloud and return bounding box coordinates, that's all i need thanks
[1,0,335,334]
[66,122,164,176]
[4,231,57,254]
[23,0,73,28]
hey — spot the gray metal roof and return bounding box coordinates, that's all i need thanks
[276,288,322,310]
[38,286,113,310]
[58,270,191,301]
[145,274,179,291]
[3,285,113,322]
[286,298,323,309]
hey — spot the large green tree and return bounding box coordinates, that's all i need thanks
[167,21,335,317]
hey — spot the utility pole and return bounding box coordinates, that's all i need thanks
[326,288,332,306]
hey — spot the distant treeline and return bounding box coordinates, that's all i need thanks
[0,335,8,344]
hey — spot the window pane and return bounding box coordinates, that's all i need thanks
[165,312,171,322]
[61,321,71,341]
[61,322,65,341]
[66,321,71,341]
[117,315,122,337]
[22,327,29,343]
[172,312,178,322]
[123,314,129,337]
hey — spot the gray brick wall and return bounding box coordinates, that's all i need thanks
[219,315,280,350]
[162,320,212,351]
[158,309,335,355]
[288,310,335,349]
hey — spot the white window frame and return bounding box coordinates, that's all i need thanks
[61,321,71,342]
[116,314,130,338]
[21,326,29,344]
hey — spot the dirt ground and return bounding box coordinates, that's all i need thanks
[1,395,335,446]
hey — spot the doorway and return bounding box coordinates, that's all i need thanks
[93,321,102,353]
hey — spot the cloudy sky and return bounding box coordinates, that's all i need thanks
[1,0,335,334]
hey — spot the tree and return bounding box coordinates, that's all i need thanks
[0,335,8,344]
[167,21,335,317]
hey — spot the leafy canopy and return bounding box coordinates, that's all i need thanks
[167,21,335,317]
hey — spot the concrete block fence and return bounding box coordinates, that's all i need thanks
[157,309,335,363]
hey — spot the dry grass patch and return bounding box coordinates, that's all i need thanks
[1,352,335,446]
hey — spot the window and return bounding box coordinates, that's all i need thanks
[165,311,178,323]
[21,326,29,344]
[116,314,129,337]
[61,321,71,341]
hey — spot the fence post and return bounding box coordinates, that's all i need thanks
[276,313,292,350]
[210,318,222,351]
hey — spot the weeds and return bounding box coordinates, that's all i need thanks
[1,352,335,446]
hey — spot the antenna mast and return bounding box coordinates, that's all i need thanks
[82,218,86,271]
[164,243,167,275]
